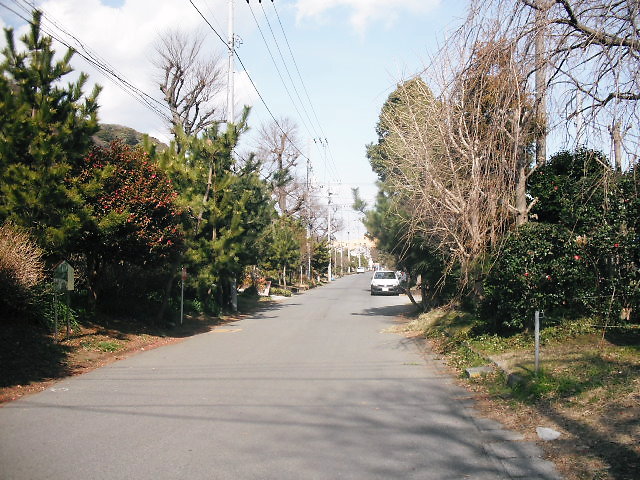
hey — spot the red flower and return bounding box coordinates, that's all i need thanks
[574,255,581,260]
[524,272,530,277]
[614,243,620,248]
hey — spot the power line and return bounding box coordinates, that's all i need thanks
[270,2,326,141]
[268,1,342,183]
[188,0,310,161]
[257,1,321,141]
[4,1,172,124]
[246,1,315,139]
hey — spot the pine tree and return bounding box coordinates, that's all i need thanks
[0,10,101,254]
[150,108,274,313]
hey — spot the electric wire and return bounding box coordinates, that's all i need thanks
[4,0,172,124]
[22,0,171,121]
[270,1,325,141]
[257,1,321,142]
[269,1,342,183]
[246,1,315,141]
[244,1,341,186]
[188,0,310,161]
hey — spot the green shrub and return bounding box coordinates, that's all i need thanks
[481,223,595,332]
[270,287,292,297]
[41,291,80,334]
[482,149,639,333]
[527,148,639,325]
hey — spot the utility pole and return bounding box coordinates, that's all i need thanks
[534,0,548,167]
[327,190,332,282]
[306,142,311,282]
[227,0,235,124]
[347,231,350,272]
[227,0,237,311]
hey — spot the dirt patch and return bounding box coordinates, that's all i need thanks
[0,313,235,405]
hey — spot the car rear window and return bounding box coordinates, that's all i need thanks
[374,271,396,279]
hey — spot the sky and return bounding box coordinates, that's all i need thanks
[0,0,468,241]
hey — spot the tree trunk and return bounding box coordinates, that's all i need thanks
[85,255,102,312]
[611,120,623,172]
[197,162,213,232]
[515,157,529,226]
[282,265,287,289]
[156,258,181,324]
[403,269,424,312]
[420,277,429,311]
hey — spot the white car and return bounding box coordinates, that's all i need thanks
[356,266,366,273]
[370,270,401,296]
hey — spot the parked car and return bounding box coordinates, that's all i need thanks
[356,266,366,273]
[370,270,401,296]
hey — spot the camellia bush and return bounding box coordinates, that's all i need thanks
[481,222,595,332]
[75,140,184,310]
[482,149,639,333]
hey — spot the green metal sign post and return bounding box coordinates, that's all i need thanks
[53,261,75,341]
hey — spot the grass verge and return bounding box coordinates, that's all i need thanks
[393,307,640,480]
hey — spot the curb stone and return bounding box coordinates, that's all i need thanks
[461,407,564,480]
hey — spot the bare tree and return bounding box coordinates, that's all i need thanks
[154,30,226,142]
[470,0,640,166]
[256,117,305,216]
[375,32,540,287]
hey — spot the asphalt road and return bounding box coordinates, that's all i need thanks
[0,274,561,479]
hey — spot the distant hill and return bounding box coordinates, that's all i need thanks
[93,124,168,151]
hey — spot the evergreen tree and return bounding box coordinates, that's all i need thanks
[311,239,330,279]
[0,11,101,254]
[149,109,274,312]
[259,216,303,288]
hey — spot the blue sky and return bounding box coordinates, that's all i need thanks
[0,0,468,240]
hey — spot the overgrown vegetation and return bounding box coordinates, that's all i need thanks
[0,10,336,336]
[397,305,639,411]
[364,4,639,335]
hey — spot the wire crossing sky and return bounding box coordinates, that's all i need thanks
[0,0,465,240]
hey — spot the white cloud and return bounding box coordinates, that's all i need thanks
[0,0,248,141]
[294,0,441,35]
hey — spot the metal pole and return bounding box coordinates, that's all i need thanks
[327,191,332,282]
[65,291,71,339]
[180,267,185,325]
[534,310,540,375]
[306,154,311,282]
[53,289,58,343]
[347,231,351,272]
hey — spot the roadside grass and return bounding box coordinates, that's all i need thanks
[394,306,640,480]
[80,339,123,353]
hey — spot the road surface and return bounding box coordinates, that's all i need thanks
[0,274,561,479]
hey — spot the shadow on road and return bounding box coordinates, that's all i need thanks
[352,303,415,319]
